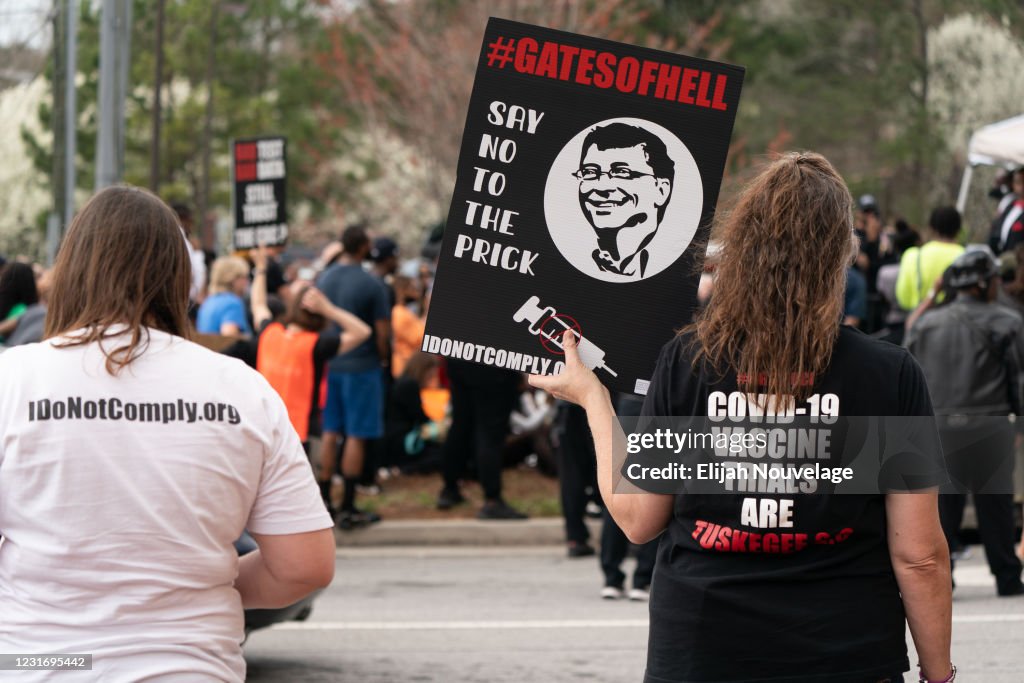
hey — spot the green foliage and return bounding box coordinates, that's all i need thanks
[21,0,1024,243]
[643,0,1023,224]
[24,0,329,223]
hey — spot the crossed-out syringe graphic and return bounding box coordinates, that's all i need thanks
[513,296,618,377]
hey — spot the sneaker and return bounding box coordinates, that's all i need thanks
[356,484,382,496]
[628,587,650,602]
[567,542,596,558]
[601,586,623,600]
[585,501,603,518]
[359,509,382,523]
[996,580,1024,597]
[436,487,466,510]
[951,546,973,562]
[477,499,528,520]
[336,508,382,531]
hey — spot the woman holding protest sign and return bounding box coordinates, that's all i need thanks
[530,152,954,682]
[0,186,335,681]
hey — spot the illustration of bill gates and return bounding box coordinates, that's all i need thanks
[573,122,675,279]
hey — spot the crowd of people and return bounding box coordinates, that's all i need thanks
[827,170,1024,596]
[3,160,1024,680]
[1,207,559,526]
[3,170,1024,598]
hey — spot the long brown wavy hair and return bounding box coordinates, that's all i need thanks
[45,185,192,374]
[686,152,856,406]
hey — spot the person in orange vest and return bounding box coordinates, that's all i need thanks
[250,247,371,518]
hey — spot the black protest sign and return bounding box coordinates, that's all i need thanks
[423,18,744,395]
[232,136,288,249]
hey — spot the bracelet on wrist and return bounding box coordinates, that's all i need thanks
[919,663,955,682]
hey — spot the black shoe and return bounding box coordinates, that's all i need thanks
[359,508,382,523]
[996,580,1024,597]
[567,542,596,558]
[477,499,528,520]
[336,508,382,531]
[436,487,466,510]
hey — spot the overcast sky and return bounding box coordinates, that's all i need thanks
[0,0,53,50]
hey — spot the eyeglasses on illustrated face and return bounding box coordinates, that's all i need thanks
[572,167,658,182]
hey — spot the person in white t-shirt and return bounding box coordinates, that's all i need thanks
[0,185,335,682]
[171,201,208,303]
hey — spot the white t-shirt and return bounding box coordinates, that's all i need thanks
[187,239,207,302]
[0,328,333,682]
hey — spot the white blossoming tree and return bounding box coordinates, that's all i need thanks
[928,13,1024,236]
[0,79,50,261]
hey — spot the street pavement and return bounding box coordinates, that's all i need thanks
[244,545,1024,682]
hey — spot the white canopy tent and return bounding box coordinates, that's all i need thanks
[956,114,1024,212]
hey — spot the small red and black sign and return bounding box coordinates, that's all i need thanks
[232,136,288,249]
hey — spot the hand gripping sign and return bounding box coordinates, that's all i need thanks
[513,296,617,378]
[422,18,744,395]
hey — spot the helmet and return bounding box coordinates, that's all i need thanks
[947,249,998,289]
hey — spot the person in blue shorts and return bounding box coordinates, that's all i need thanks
[317,225,392,528]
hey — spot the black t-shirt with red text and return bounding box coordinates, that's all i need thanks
[641,326,939,683]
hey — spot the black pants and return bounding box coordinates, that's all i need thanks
[600,507,658,589]
[940,493,1022,586]
[557,403,597,544]
[602,389,659,588]
[442,372,516,500]
[938,418,1022,587]
[399,442,444,475]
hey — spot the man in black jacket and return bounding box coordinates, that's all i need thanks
[906,249,1024,596]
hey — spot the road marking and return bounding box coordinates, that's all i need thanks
[275,619,650,631]
[953,614,1024,623]
[952,564,992,587]
[273,614,1024,631]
